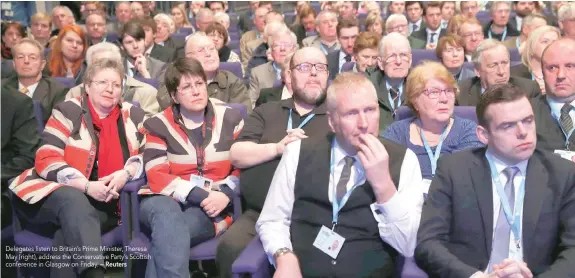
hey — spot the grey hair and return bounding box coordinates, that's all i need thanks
[263,21,287,40]
[385,14,408,33]
[154,13,176,34]
[196,8,214,20]
[522,13,548,30]
[326,72,377,113]
[268,26,297,47]
[472,39,508,69]
[86,42,122,66]
[83,59,126,85]
[379,32,410,57]
[12,38,46,60]
[214,12,230,26]
[489,1,511,15]
[315,10,337,26]
[52,5,73,17]
[558,2,575,22]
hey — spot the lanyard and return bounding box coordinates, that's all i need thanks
[386,80,403,110]
[330,140,362,228]
[486,153,525,251]
[176,106,214,177]
[319,43,329,55]
[551,109,575,150]
[287,109,315,130]
[515,37,521,49]
[272,62,281,80]
[488,26,507,41]
[418,120,449,176]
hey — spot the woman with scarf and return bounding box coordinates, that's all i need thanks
[9,59,147,278]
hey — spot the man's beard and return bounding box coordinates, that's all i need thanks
[293,86,327,106]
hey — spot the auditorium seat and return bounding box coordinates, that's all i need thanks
[220,62,243,79]
[412,49,440,66]
[52,77,76,89]
[178,27,196,35]
[133,77,159,89]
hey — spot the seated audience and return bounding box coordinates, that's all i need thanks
[446,14,467,36]
[249,27,297,106]
[206,22,241,63]
[9,59,146,278]
[138,57,242,277]
[256,72,424,277]
[238,1,262,34]
[131,2,146,18]
[352,31,381,74]
[208,1,226,14]
[1,86,40,187]
[66,42,160,116]
[140,16,178,63]
[360,1,381,16]
[243,11,284,75]
[154,13,177,46]
[157,33,251,112]
[240,6,269,70]
[460,1,480,19]
[196,8,215,33]
[383,61,483,179]
[86,12,108,46]
[483,1,520,41]
[119,20,167,83]
[440,1,456,29]
[511,26,560,94]
[303,10,340,55]
[559,3,575,40]
[533,38,575,154]
[291,3,317,47]
[457,39,541,106]
[436,34,476,81]
[338,1,358,19]
[366,32,412,132]
[47,25,88,85]
[111,2,133,33]
[416,83,575,278]
[327,18,359,80]
[365,11,385,37]
[30,12,52,47]
[3,38,68,125]
[406,1,424,36]
[220,47,332,277]
[502,13,548,50]
[2,21,26,60]
[459,17,485,62]
[255,53,294,107]
[80,1,105,25]
[410,2,446,49]
[214,12,231,31]
[171,5,195,30]
[190,1,207,18]
[510,1,538,31]
[386,14,426,49]
[139,1,157,17]
[388,1,406,15]
[50,5,75,37]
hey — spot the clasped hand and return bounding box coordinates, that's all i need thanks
[87,170,129,202]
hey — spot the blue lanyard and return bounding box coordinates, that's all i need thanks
[488,26,507,41]
[386,80,403,109]
[330,139,362,228]
[418,120,449,176]
[551,109,575,150]
[515,37,521,49]
[287,109,315,130]
[272,62,281,80]
[486,153,525,250]
[319,43,329,55]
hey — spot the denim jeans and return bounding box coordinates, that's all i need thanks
[140,195,215,278]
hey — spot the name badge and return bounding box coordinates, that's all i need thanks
[313,226,345,259]
[190,174,213,191]
[422,179,432,199]
[554,150,575,162]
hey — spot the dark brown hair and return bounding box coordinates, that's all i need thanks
[476,84,528,128]
[205,22,229,45]
[353,31,381,54]
[164,57,207,101]
[424,1,442,15]
[337,17,359,37]
[138,16,157,34]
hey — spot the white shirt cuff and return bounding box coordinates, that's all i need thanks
[124,155,144,180]
[172,179,196,203]
[370,192,409,223]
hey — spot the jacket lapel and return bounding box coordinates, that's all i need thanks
[521,155,547,261]
[470,78,482,105]
[32,78,50,102]
[470,151,494,254]
[80,93,99,146]
[375,73,393,111]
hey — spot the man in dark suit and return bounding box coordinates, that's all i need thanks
[327,18,359,80]
[406,1,425,36]
[409,2,446,49]
[256,53,294,108]
[457,39,540,106]
[366,33,411,132]
[509,1,537,31]
[415,83,575,278]
[139,16,177,63]
[2,38,68,124]
[483,2,520,41]
[532,38,575,155]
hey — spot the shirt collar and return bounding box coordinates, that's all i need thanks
[546,96,575,119]
[332,137,363,173]
[280,97,328,115]
[208,70,229,89]
[280,85,291,100]
[488,150,529,177]
[146,44,154,56]
[426,27,440,35]
[18,81,40,97]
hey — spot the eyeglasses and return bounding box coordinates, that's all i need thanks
[91,80,122,91]
[272,42,296,49]
[388,24,408,32]
[384,53,411,63]
[177,81,206,95]
[460,31,483,39]
[291,62,329,73]
[190,46,217,55]
[422,88,456,99]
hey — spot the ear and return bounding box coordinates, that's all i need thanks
[377,57,384,71]
[40,59,47,71]
[476,124,490,145]
[327,111,337,133]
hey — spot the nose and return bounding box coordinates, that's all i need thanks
[358,112,368,130]
[438,91,449,102]
[496,64,506,75]
[132,41,139,49]
[516,121,527,138]
[557,66,566,80]
[23,56,29,63]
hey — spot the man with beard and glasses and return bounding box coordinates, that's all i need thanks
[217,47,332,278]
[256,72,423,278]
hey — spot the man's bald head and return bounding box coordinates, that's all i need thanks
[291,47,327,68]
[542,37,575,61]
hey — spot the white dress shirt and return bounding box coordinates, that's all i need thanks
[256,138,425,275]
[484,152,528,272]
[18,81,39,98]
[547,97,575,132]
[338,50,350,73]
[409,18,423,35]
[126,60,135,77]
[440,19,449,29]
[516,17,523,32]
[280,85,291,100]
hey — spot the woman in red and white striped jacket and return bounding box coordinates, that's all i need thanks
[138,57,244,277]
[9,59,147,278]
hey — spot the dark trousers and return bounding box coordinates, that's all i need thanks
[11,186,118,278]
[215,209,260,278]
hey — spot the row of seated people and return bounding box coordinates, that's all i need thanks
[2,32,575,277]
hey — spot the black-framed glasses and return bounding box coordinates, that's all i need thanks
[291,62,329,73]
[422,88,456,99]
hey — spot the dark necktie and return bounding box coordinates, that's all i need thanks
[560,104,574,135]
[488,166,519,272]
[390,87,400,109]
[412,24,418,33]
[430,33,437,44]
[344,54,351,63]
[336,156,355,204]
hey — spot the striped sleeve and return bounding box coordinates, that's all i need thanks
[35,106,74,182]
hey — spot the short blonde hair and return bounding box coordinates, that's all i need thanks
[31,12,51,25]
[405,61,459,117]
[365,12,385,34]
[154,13,176,34]
[326,72,377,113]
[12,38,45,60]
[522,25,561,70]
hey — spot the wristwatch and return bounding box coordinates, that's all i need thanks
[273,247,294,260]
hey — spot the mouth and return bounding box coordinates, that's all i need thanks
[516,142,533,150]
[436,108,450,113]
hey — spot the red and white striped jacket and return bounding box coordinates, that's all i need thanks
[9,96,147,204]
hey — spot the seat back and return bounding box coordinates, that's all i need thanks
[228,40,240,50]
[134,77,160,89]
[52,77,76,88]
[412,49,440,66]
[178,27,195,35]
[219,62,243,79]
